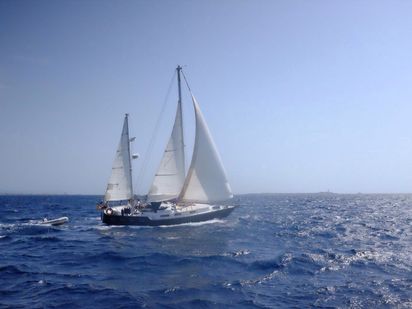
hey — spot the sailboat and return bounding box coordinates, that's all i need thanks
[99,66,235,226]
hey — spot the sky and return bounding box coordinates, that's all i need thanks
[1,0,412,195]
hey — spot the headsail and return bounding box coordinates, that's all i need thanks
[179,95,233,203]
[104,114,133,202]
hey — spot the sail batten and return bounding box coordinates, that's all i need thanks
[179,95,233,203]
[104,115,133,202]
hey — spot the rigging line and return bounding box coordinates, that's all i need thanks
[180,69,194,96]
[136,70,177,194]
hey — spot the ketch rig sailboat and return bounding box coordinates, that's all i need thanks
[99,66,235,226]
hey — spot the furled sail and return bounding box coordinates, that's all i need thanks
[179,96,233,203]
[147,101,186,202]
[104,114,133,202]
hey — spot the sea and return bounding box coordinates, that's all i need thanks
[0,194,411,308]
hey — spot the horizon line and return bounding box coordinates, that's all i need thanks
[1,191,412,196]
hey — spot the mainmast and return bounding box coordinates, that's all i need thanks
[176,65,186,176]
[177,65,183,109]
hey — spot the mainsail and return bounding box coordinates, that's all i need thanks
[179,95,233,203]
[147,100,186,202]
[104,114,133,202]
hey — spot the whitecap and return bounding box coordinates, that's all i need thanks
[158,218,226,228]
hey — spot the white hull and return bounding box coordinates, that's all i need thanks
[39,217,69,226]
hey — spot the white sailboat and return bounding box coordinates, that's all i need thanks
[99,66,235,226]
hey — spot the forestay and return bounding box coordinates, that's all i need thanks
[179,96,233,203]
[104,115,133,202]
[148,101,186,202]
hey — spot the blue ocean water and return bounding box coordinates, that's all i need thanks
[0,194,411,308]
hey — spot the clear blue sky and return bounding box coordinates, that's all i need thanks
[1,0,412,194]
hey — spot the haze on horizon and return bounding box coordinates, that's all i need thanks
[1,1,412,195]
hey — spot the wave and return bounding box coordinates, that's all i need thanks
[31,235,61,243]
[164,218,226,227]
[5,282,148,308]
[0,265,26,275]
[223,249,251,257]
[248,258,281,271]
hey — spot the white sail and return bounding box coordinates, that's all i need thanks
[179,95,233,203]
[104,114,133,202]
[147,101,186,202]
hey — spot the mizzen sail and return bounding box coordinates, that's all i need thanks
[104,114,133,202]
